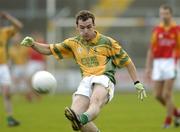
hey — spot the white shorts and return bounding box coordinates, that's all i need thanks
[152,58,176,81]
[74,75,115,102]
[26,61,45,77]
[0,64,12,85]
[176,60,180,76]
[12,65,27,78]
[11,65,27,91]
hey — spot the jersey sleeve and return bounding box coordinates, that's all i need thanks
[108,38,131,68]
[49,39,74,60]
[150,27,158,50]
[178,26,180,51]
[175,26,180,59]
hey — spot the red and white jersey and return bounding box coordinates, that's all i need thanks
[28,38,46,62]
[150,21,180,59]
[175,25,180,59]
[28,48,45,62]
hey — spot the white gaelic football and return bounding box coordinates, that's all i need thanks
[32,71,57,93]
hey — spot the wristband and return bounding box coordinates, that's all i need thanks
[134,81,140,85]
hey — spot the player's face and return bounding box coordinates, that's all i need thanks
[159,8,172,24]
[76,18,95,41]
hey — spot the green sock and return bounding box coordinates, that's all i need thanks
[7,116,12,122]
[79,113,89,125]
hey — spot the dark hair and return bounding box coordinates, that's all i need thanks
[75,10,95,25]
[160,4,173,14]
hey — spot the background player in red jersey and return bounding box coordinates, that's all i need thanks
[145,4,180,128]
[174,25,180,90]
[26,32,46,102]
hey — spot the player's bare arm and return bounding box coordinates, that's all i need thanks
[0,11,23,29]
[125,61,138,82]
[125,61,147,100]
[145,49,153,70]
[32,42,52,55]
[145,48,153,81]
[21,37,52,55]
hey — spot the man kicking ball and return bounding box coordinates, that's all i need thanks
[21,10,146,132]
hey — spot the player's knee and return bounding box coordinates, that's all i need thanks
[89,129,100,132]
[73,108,82,115]
[81,128,99,132]
[90,97,101,107]
[163,92,172,100]
[88,128,100,132]
[2,90,11,99]
[155,94,163,101]
[3,92,11,100]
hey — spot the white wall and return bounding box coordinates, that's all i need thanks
[53,69,180,92]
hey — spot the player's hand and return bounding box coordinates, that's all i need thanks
[0,12,9,19]
[21,36,34,47]
[144,68,152,83]
[134,81,147,101]
[0,12,6,19]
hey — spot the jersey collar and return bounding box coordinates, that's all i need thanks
[90,30,100,44]
[159,20,176,30]
[79,30,100,45]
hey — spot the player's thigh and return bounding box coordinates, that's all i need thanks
[90,84,109,107]
[153,81,164,97]
[0,65,11,95]
[26,61,44,78]
[71,94,90,114]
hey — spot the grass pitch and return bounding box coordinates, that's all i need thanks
[0,92,180,132]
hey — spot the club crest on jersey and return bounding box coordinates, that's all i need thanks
[77,47,83,53]
[159,34,163,39]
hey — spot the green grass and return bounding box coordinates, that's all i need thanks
[0,92,180,132]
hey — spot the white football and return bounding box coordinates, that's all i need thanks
[32,71,57,94]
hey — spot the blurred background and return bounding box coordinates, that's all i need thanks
[1,1,180,132]
[1,0,180,91]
